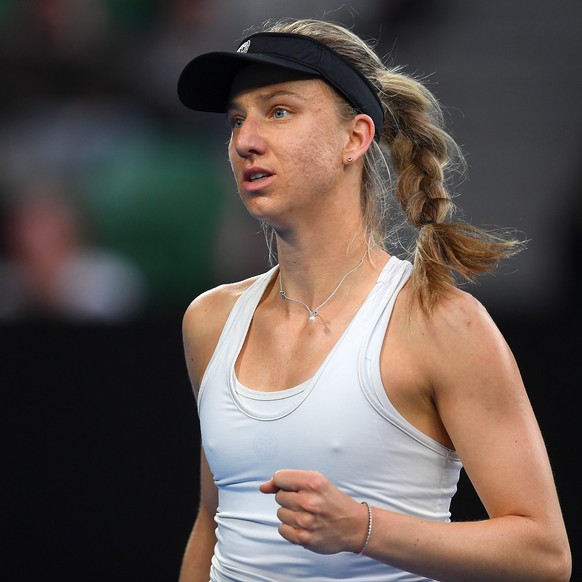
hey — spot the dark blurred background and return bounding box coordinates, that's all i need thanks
[1,1,580,580]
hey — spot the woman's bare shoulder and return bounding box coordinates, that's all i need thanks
[406,284,516,394]
[432,286,503,350]
[184,276,260,323]
[402,283,495,339]
[396,283,505,376]
[183,275,265,341]
[182,275,263,387]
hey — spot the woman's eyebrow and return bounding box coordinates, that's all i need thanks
[256,89,308,103]
[228,89,308,112]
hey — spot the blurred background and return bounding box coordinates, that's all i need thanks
[1,1,580,580]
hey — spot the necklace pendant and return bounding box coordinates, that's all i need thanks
[278,251,366,322]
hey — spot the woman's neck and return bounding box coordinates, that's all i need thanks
[274,229,385,310]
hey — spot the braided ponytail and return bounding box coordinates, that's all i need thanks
[380,69,521,312]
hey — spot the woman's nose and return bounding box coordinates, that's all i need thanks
[232,116,266,159]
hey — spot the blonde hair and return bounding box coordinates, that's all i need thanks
[261,18,521,314]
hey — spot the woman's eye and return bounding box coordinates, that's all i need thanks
[226,114,244,129]
[272,108,289,119]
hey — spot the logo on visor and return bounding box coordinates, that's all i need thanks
[237,40,251,53]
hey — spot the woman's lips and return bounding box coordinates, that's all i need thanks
[242,168,275,191]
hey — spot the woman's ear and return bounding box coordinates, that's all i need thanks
[343,114,375,164]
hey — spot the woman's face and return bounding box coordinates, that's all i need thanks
[227,64,353,230]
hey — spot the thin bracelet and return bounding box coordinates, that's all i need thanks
[356,501,373,556]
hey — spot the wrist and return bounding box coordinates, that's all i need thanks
[355,501,373,556]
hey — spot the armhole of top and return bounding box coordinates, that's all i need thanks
[197,266,279,406]
[358,261,459,458]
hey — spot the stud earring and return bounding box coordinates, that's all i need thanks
[346,156,354,163]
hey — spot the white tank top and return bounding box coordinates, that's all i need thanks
[198,256,462,582]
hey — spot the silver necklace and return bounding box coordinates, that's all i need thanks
[278,253,367,321]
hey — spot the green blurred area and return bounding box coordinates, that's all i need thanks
[85,132,226,312]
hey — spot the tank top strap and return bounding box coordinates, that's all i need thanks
[199,266,279,402]
[348,255,413,343]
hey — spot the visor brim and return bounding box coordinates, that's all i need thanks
[177,52,321,113]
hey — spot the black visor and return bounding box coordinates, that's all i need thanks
[177,32,384,141]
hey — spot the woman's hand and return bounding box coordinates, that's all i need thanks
[260,469,369,555]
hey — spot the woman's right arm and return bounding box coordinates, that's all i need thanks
[178,280,257,581]
[179,449,218,582]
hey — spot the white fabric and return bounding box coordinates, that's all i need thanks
[197,256,462,581]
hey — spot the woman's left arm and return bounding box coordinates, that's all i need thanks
[261,291,571,581]
[365,291,572,580]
